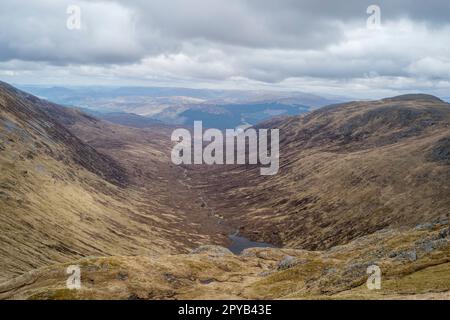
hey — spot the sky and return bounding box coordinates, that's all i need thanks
[1,0,450,98]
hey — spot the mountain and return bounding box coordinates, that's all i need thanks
[80,110,166,129]
[192,94,450,249]
[0,82,449,299]
[17,85,341,128]
[172,102,310,129]
[0,81,228,281]
[18,85,339,107]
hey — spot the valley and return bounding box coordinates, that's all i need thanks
[0,81,232,281]
[0,81,449,299]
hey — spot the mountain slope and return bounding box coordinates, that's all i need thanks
[0,82,227,281]
[0,82,448,299]
[194,94,450,249]
[1,222,449,300]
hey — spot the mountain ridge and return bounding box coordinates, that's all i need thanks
[0,81,449,299]
[0,82,229,281]
[192,94,450,249]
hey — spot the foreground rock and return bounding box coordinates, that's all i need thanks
[277,256,299,270]
[1,224,449,300]
[191,245,234,257]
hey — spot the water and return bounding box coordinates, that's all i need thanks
[228,233,275,254]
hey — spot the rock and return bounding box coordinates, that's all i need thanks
[439,227,450,239]
[199,278,215,284]
[323,267,338,275]
[342,263,367,278]
[414,231,450,257]
[406,250,418,262]
[414,218,449,231]
[416,240,434,254]
[127,293,145,300]
[240,248,274,259]
[429,136,450,165]
[435,238,449,248]
[414,223,433,231]
[240,248,257,257]
[191,245,233,257]
[277,256,298,270]
[163,273,178,283]
[391,249,417,262]
[258,270,273,277]
[432,217,449,227]
[116,271,128,281]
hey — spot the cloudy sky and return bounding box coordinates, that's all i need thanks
[1,0,450,98]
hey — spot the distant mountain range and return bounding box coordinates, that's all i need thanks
[17,85,343,129]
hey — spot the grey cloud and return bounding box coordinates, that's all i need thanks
[6,0,450,65]
[0,0,450,95]
[0,0,145,64]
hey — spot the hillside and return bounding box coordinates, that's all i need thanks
[193,94,450,249]
[1,223,449,299]
[0,82,449,299]
[0,82,227,282]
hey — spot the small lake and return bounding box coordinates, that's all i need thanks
[228,233,275,254]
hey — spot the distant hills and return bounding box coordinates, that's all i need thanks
[17,85,342,129]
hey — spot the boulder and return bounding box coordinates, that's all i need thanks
[439,227,450,239]
[191,245,233,257]
[277,256,298,270]
[390,249,417,262]
[414,223,434,231]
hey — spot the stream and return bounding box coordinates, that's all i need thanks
[178,168,275,254]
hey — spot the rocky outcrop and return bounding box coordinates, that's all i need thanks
[191,245,234,257]
[277,256,299,270]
